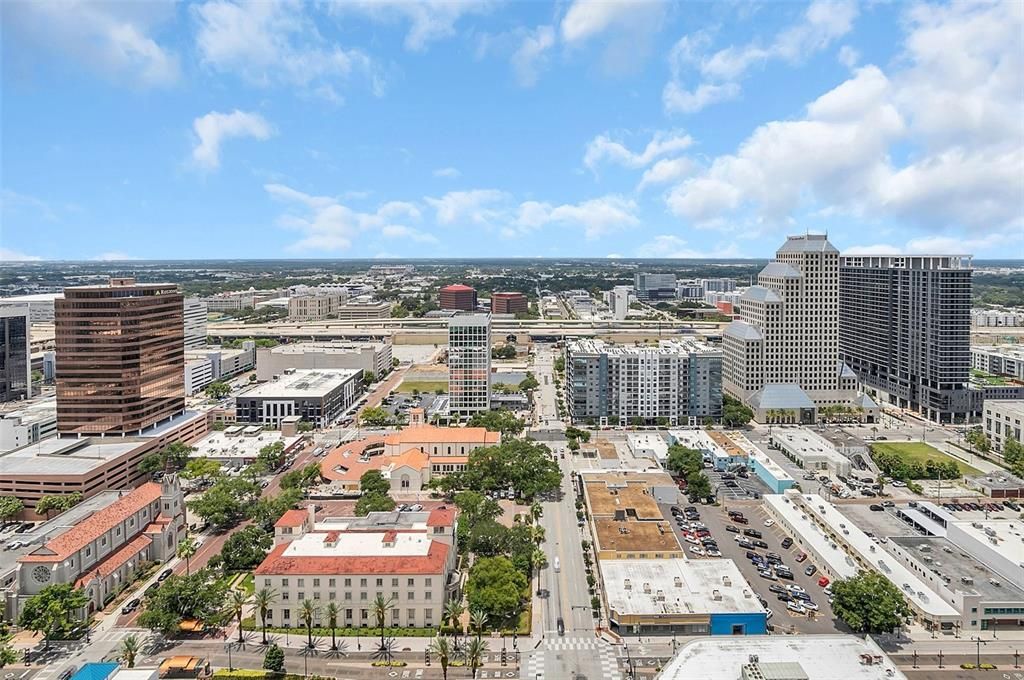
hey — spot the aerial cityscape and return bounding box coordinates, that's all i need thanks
[2,2,1023,680]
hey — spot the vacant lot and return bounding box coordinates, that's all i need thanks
[397,379,448,394]
[871,441,980,476]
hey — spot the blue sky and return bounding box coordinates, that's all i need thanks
[2,0,1021,260]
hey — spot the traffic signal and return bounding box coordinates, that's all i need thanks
[501,648,507,666]
[424,649,430,666]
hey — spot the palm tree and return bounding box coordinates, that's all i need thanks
[532,549,548,591]
[253,587,277,645]
[325,602,340,651]
[531,525,545,548]
[177,535,198,576]
[228,590,249,644]
[429,636,452,680]
[530,502,543,523]
[463,637,488,679]
[300,599,318,649]
[444,599,464,651]
[120,634,140,668]
[372,594,395,652]
[469,607,488,641]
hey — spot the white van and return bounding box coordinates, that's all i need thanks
[553,557,560,572]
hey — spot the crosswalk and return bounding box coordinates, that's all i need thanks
[32,628,144,680]
[520,637,622,680]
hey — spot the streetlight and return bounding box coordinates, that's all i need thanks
[971,636,987,670]
[225,641,234,672]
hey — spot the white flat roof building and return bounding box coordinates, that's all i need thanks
[626,432,669,464]
[190,430,303,469]
[766,493,960,625]
[242,369,361,399]
[657,635,907,680]
[769,427,851,477]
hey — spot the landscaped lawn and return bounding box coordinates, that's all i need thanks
[397,379,449,394]
[870,441,980,476]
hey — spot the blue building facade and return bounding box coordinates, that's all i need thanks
[709,612,768,635]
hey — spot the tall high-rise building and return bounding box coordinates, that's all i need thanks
[491,292,528,315]
[723,235,860,417]
[566,339,722,426]
[439,284,478,311]
[634,272,676,301]
[183,297,207,349]
[55,277,185,435]
[0,304,31,402]
[448,313,491,414]
[839,254,973,423]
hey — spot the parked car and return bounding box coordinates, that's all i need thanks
[818,577,831,588]
[764,519,775,527]
[804,565,818,577]
[726,525,740,534]
[743,529,763,539]
[795,552,808,563]
[781,537,793,549]
[869,504,884,511]
[59,667,77,680]
[753,539,769,549]
[769,584,787,595]
[122,598,141,614]
[786,601,806,614]
[792,591,811,602]
[158,568,173,581]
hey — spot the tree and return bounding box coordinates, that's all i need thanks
[721,395,754,427]
[463,637,489,679]
[0,619,18,668]
[187,482,250,530]
[220,525,273,572]
[359,406,392,427]
[248,488,303,530]
[1004,437,1024,477]
[372,594,395,652]
[686,472,712,502]
[360,470,391,496]
[355,492,396,516]
[254,587,277,645]
[429,636,453,680]
[467,410,525,436]
[491,344,516,360]
[300,599,318,649]
[831,571,912,634]
[140,441,194,476]
[18,584,89,648]
[966,428,991,453]
[120,634,140,668]
[518,373,539,391]
[227,590,249,644]
[665,445,703,479]
[280,462,321,492]
[139,569,228,637]
[362,370,377,386]
[35,492,83,519]
[444,440,562,500]
[263,643,285,672]
[0,496,24,523]
[256,441,287,471]
[181,458,222,487]
[443,599,464,649]
[177,536,199,575]
[465,556,527,624]
[204,381,232,400]
[325,602,340,651]
[469,607,488,640]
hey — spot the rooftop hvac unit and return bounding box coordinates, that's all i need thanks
[673,577,683,588]
[624,579,632,590]
[643,583,652,594]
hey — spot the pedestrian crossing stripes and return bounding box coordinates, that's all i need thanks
[541,637,604,651]
[520,638,622,680]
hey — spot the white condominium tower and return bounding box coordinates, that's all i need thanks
[448,313,491,414]
[723,234,860,416]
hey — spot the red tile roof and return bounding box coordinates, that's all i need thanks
[426,506,457,527]
[20,483,163,563]
[383,426,499,446]
[74,534,153,588]
[275,509,308,529]
[255,540,449,576]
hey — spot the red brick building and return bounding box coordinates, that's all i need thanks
[491,292,528,315]
[439,284,477,311]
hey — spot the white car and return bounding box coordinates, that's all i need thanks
[689,546,705,556]
[706,549,722,557]
[892,480,907,487]
[786,584,806,594]
[786,601,806,614]
[764,519,775,527]
[803,601,819,611]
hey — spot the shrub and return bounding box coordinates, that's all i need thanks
[263,644,285,673]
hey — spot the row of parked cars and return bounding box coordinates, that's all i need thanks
[671,506,722,557]
[943,500,1018,513]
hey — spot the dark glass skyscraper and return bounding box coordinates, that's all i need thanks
[0,304,30,402]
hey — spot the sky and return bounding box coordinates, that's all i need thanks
[1,0,1022,261]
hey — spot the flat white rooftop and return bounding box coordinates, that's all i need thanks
[749,449,793,482]
[191,431,301,461]
[952,518,1024,569]
[243,369,359,398]
[658,635,907,680]
[627,433,669,459]
[778,493,959,619]
[602,559,763,617]
[771,428,849,467]
[283,530,432,558]
[668,429,726,457]
[764,494,858,580]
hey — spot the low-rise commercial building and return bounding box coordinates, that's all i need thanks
[581,470,682,560]
[288,294,345,322]
[972,309,1024,327]
[601,558,766,636]
[235,369,362,429]
[0,397,57,453]
[255,508,459,630]
[667,429,746,471]
[256,342,393,382]
[6,476,184,619]
[983,400,1024,457]
[768,427,852,477]
[747,449,795,494]
[184,359,215,396]
[656,636,906,680]
[190,428,303,469]
[966,472,1024,498]
[566,339,723,427]
[334,298,391,320]
[626,433,668,466]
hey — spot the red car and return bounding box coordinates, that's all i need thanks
[818,576,830,588]
[794,552,808,563]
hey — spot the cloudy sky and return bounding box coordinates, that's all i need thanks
[2,0,1021,261]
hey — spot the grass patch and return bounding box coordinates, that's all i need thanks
[239,573,255,595]
[397,379,448,394]
[871,442,980,476]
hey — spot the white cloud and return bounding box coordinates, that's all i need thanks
[426,190,510,226]
[266,183,428,253]
[0,248,42,262]
[337,1,494,51]
[664,0,858,113]
[637,158,694,191]
[635,235,741,259]
[846,230,1016,256]
[508,195,640,240]
[661,0,1024,242]
[560,0,667,75]
[583,130,693,172]
[838,45,860,68]
[193,1,379,97]
[511,25,556,87]
[2,1,179,87]
[192,110,273,170]
[433,167,461,179]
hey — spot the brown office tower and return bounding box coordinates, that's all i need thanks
[491,292,528,315]
[439,284,478,311]
[55,277,185,435]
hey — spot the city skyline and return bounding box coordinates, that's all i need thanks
[3,0,1020,261]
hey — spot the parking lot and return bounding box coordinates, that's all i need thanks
[661,500,850,635]
[707,467,770,501]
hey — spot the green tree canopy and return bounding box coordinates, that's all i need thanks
[18,584,88,647]
[280,462,321,491]
[466,410,525,436]
[263,643,285,672]
[1004,437,1024,477]
[186,477,259,530]
[0,496,25,522]
[35,492,83,518]
[442,440,562,500]
[359,406,392,427]
[465,556,528,624]
[139,441,194,476]
[360,470,391,496]
[830,571,912,634]
[204,381,232,400]
[139,569,228,636]
[248,488,303,530]
[256,441,287,471]
[686,472,712,502]
[665,445,703,479]
[355,492,396,516]
[219,525,273,572]
[181,458,222,485]
[721,395,754,427]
